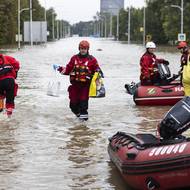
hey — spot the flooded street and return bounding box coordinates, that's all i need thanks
[0,38,183,190]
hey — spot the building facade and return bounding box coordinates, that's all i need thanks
[100,0,124,15]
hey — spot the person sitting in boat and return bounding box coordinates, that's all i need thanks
[140,41,169,85]
[0,54,20,117]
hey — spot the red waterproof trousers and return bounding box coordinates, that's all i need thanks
[68,83,89,120]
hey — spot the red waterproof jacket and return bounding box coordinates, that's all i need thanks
[140,51,164,84]
[62,54,100,84]
[0,54,20,80]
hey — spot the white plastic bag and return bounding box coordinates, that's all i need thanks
[47,81,61,97]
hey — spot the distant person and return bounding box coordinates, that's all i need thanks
[140,41,169,85]
[177,41,188,77]
[178,41,190,95]
[0,54,20,117]
[55,40,102,121]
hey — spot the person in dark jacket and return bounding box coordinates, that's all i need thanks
[177,41,190,95]
[177,41,188,81]
[0,54,20,117]
[57,40,102,121]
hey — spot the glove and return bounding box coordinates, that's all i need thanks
[53,64,61,71]
[57,66,66,74]
[163,60,169,65]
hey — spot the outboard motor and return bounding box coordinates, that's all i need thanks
[157,63,171,80]
[157,63,179,84]
[158,96,190,139]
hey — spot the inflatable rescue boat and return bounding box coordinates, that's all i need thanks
[108,132,190,190]
[108,97,190,189]
[125,63,184,105]
[126,81,184,106]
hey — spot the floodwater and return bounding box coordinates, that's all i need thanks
[0,37,185,190]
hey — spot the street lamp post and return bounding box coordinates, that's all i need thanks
[143,6,146,46]
[128,7,131,44]
[52,13,55,40]
[100,14,107,38]
[171,0,184,33]
[116,12,119,41]
[29,0,33,46]
[17,0,30,49]
[109,13,113,37]
[44,0,47,21]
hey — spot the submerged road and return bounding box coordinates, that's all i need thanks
[0,37,185,190]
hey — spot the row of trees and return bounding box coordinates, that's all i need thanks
[0,0,70,45]
[1,0,190,45]
[72,0,190,44]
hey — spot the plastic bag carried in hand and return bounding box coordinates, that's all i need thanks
[47,81,61,97]
[89,72,105,98]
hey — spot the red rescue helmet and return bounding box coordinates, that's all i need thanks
[177,41,187,49]
[79,40,90,50]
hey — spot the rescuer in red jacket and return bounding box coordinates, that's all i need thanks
[0,54,20,117]
[57,40,102,121]
[177,41,188,73]
[140,42,169,85]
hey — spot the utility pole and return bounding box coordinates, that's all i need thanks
[128,7,131,44]
[29,0,33,46]
[18,0,20,49]
[143,6,146,46]
[52,13,55,40]
[109,13,112,37]
[44,0,47,21]
[18,0,30,49]
[116,12,119,41]
[171,0,184,34]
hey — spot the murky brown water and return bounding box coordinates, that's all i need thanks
[0,38,182,190]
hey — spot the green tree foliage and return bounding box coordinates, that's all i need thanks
[146,0,168,44]
[72,21,94,37]
[130,8,143,43]
[118,9,128,41]
[0,0,70,45]
[0,0,17,44]
[1,0,190,45]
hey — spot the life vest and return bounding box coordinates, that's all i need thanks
[70,59,92,82]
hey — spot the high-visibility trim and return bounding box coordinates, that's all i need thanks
[79,114,88,119]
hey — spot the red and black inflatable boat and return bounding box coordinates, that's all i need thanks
[125,81,184,106]
[108,132,190,190]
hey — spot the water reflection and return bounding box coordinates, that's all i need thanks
[0,121,20,189]
[66,124,103,189]
[135,106,170,133]
[107,161,132,190]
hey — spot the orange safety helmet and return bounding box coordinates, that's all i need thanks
[79,40,90,50]
[177,41,187,49]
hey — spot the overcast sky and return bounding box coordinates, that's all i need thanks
[39,0,145,24]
